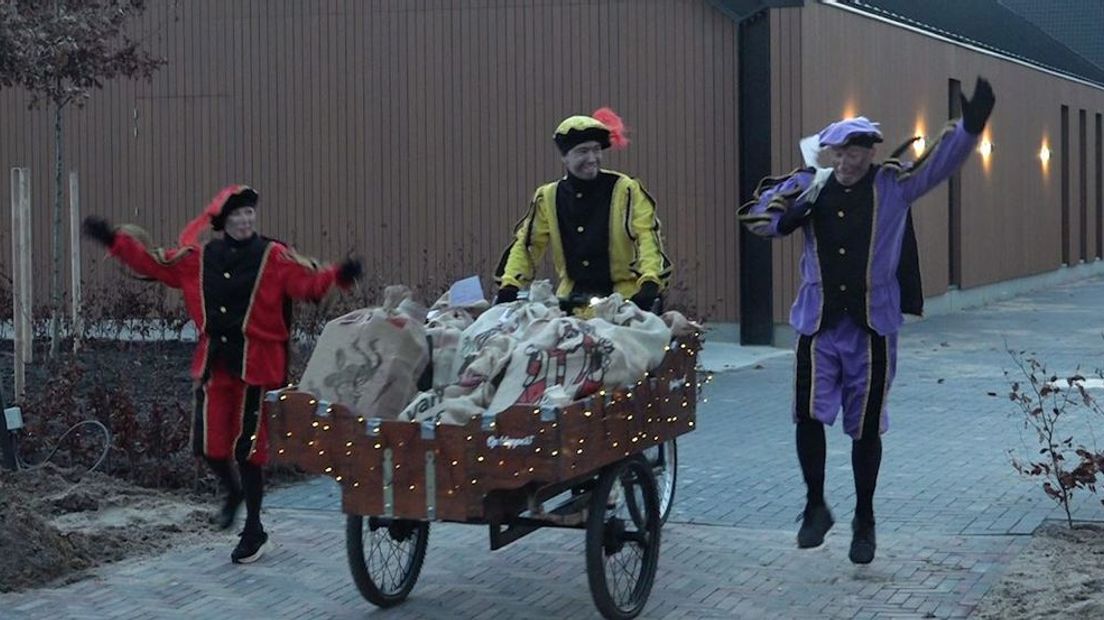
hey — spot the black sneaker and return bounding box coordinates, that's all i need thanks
[231,530,269,564]
[797,503,835,548]
[211,491,243,531]
[849,518,876,564]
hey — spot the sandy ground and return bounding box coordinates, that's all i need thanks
[0,337,311,594]
[0,464,219,592]
[973,522,1104,619]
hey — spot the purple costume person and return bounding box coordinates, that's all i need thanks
[737,76,995,564]
[741,117,978,435]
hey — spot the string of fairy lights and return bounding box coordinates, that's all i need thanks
[266,334,714,507]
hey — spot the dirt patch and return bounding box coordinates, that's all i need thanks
[0,464,219,593]
[0,338,309,594]
[973,522,1104,619]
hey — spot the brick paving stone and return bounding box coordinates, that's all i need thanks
[4,277,1104,619]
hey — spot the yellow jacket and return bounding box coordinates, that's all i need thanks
[495,169,672,299]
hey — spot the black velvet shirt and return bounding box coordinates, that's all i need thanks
[811,166,876,329]
[202,233,270,373]
[555,172,617,297]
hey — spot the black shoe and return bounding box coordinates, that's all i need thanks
[211,491,243,530]
[849,518,876,564]
[231,529,269,564]
[797,503,834,548]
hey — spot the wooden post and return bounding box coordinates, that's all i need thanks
[69,170,82,352]
[10,167,32,401]
[9,169,22,401]
[19,169,32,366]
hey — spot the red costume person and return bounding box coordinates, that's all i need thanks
[83,185,361,563]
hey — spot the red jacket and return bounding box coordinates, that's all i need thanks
[109,226,347,385]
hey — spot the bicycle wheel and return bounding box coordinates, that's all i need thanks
[346,515,429,608]
[585,457,661,619]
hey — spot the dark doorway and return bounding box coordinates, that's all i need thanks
[948,79,962,287]
[1061,105,1070,265]
[737,9,774,345]
[1080,109,1088,263]
[1096,112,1102,260]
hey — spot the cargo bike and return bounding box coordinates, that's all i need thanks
[264,332,701,619]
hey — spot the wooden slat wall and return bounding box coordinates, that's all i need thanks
[0,0,743,321]
[763,2,1104,323]
[5,1,1104,329]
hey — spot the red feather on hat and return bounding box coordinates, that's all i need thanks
[178,185,245,247]
[592,107,629,150]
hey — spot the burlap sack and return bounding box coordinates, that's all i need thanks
[397,282,549,425]
[448,280,561,383]
[299,285,429,419]
[485,295,671,415]
[588,294,671,385]
[423,306,469,389]
[397,381,495,426]
[400,320,551,426]
[399,287,672,424]
[661,310,703,337]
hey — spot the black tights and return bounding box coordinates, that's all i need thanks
[852,432,881,523]
[205,457,265,534]
[796,417,827,507]
[795,417,882,523]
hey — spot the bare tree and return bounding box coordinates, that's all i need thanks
[0,0,165,358]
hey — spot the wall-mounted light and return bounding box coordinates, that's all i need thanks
[842,99,858,120]
[978,139,993,158]
[1039,144,1051,165]
[912,136,926,156]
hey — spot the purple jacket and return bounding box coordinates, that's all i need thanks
[738,120,978,336]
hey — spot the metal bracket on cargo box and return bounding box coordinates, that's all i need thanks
[264,389,282,403]
[365,418,383,436]
[539,405,560,422]
[314,399,331,417]
[382,448,394,517]
[420,420,436,440]
[425,451,437,520]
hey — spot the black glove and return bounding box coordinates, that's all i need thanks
[630,281,660,311]
[337,256,363,284]
[82,216,116,246]
[960,76,995,135]
[777,204,812,235]
[494,285,518,305]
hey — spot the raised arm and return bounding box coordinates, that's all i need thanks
[897,77,995,203]
[276,245,360,302]
[83,217,194,289]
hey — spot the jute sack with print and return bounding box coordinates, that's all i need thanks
[486,295,671,415]
[448,280,562,386]
[398,328,516,425]
[299,285,429,419]
[400,281,559,425]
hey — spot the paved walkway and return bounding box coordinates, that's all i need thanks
[5,277,1104,619]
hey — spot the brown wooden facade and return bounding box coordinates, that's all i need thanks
[769,2,1104,325]
[2,0,1103,328]
[0,0,741,322]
